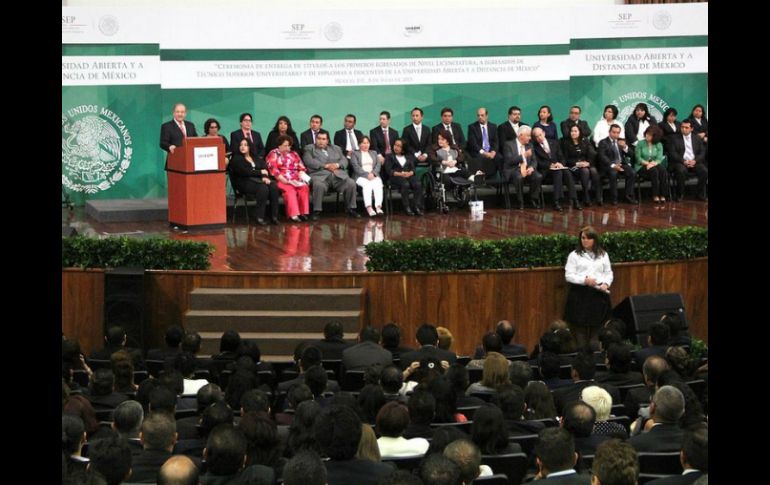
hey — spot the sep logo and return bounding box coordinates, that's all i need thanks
[61,105,132,194]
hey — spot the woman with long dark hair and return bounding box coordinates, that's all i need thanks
[265,115,300,153]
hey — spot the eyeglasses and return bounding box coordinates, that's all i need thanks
[242,119,252,122]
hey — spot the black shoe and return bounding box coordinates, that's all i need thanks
[270,218,280,225]
[625,196,638,204]
[583,200,592,207]
[256,218,268,226]
[405,207,414,216]
[611,199,618,206]
[414,208,424,216]
[596,200,603,206]
[299,214,309,221]
[572,200,583,210]
[346,209,362,218]
[530,199,540,209]
[518,201,525,210]
[696,194,708,201]
[310,211,321,221]
[553,203,563,212]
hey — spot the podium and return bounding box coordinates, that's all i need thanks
[166,137,227,229]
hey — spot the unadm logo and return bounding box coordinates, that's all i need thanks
[612,91,670,125]
[62,104,132,194]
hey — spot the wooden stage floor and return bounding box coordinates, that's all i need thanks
[63,199,708,272]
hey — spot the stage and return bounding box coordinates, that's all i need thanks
[63,196,708,273]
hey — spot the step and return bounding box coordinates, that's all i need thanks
[185,310,361,333]
[189,288,365,311]
[198,331,358,357]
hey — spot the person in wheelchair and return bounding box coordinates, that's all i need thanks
[428,129,473,211]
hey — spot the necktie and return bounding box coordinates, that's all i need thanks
[383,129,391,155]
[348,130,357,151]
[542,142,550,155]
[445,125,454,144]
[246,131,252,142]
[482,125,490,152]
[520,144,527,177]
[415,125,421,139]
[612,140,620,163]
[178,121,187,137]
[313,131,317,143]
[322,148,328,157]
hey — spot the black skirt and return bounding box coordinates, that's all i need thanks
[564,282,611,328]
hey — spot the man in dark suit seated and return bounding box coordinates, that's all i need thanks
[629,385,685,452]
[431,107,466,148]
[158,455,200,485]
[89,325,145,370]
[591,439,639,485]
[176,383,223,440]
[402,107,432,166]
[369,111,399,161]
[229,112,265,160]
[552,353,620,415]
[159,102,198,169]
[498,105,528,145]
[316,405,395,484]
[201,424,275,484]
[632,322,670,372]
[87,434,133,485]
[131,412,177,482]
[399,324,457,370]
[333,113,363,159]
[283,451,327,485]
[661,312,692,348]
[647,424,707,484]
[560,106,593,142]
[88,368,129,410]
[278,345,341,394]
[597,124,638,205]
[666,119,708,201]
[596,344,645,387]
[403,390,436,439]
[502,125,543,209]
[147,325,184,363]
[540,351,574,390]
[562,401,610,457]
[381,322,414,361]
[624,355,669,420]
[495,386,546,436]
[532,428,591,483]
[312,321,352,361]
[466,107,501,181]
[111,400,144,456]
[302,132,359,220]
[532,126,582,211]
[299,114,330,149]
[342,326,393,371]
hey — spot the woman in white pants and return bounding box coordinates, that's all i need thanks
[350,136,384,216]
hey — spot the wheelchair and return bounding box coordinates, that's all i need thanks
[420,161,474,213]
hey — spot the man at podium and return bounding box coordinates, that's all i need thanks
[160,103,198,168]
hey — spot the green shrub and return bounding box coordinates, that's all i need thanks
[62,236,213,270]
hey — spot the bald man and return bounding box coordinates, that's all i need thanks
[158,455,200,485]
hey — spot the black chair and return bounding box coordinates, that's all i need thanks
[342,370,366,391]
[133,370,149,385]
[271,361,297,380]
[256,370,276,391]
[430,421,473,435]
[470,391,495,402]
[686,379,706,404]
[506,355,529,363]
[580,454,594,472]
[280,369,299,383]
[219,369,233,390]
[480,452,528,485]
[468,368,484,384]
[617,383,646,403]
[321,360,343,381]
[605,415,631,432]
[639,474,672,484]
[472,474,510,485]
[456,356,472,367]
[87,359,111,370]
[72,369,90,387]
[192,369,210,381]
[637,452,683,476]
[508,434,539,457]
[175,408,198,420]
[381,455,424,472]
[228,167,255,224]
[94,408,114,422]
[530,417,559,428]
[145,359,166,378]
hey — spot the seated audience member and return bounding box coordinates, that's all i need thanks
[661,312,692,348]
[562,401,610,457]
[157,455,200,485]
[176,383,224,440]
[286,400,322,457]
[656,372,706,430]
[399,324,457,369]
[524,381,558,420]
[596,344,645,387]
[181,331,209,369]
[493,385,546,435]
[479,319,527,358]
[357,422,382,463]
[471,404,522,455]
[63,415,89,478]
[238,412,285,478]
[276,384,313,426]
[87,434,133,485]
[380,364,407,401]
[312,321,351,361]
[282,451,327,485]
[90,325,144,370]
[376,401,430,457]
[229,137,281,225]
[343,326,393,371]
[509,360,533,390]
[552,352,620,416]
[427,374,465,423]
[314,405,395,484]
[466,352,511,395]
[201,424,274,484]
[533,428,589,483]
[633,322,670,371]
[147,325,184,362]
[420,453,462,485]
[88,368,129,410]
[384,138,425,216]
[436,326,454,351]
[581,385,628,439]
[358,384,387,425]
[111,400,144,455]
[110,350,137,395]
[403,390,436,440]
[303,131,359,220]
[381,322,414,361]
[591,439,639,485]
[174,352,208,396]
[624,355,668,420]
[446,364,486,408]
[647,424,707,484]
[629,385,685,452]
[266,134,311,222]
[131,412,177,482]
[278,345,341,394]
[444,439,494,483]
[467,332,504,369]
[539,351,573,390]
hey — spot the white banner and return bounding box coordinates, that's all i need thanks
[62,7,161,44]
[570,47,708,77]
[62,56,161,86]
[161,55,569,89]
[570,4,707,39]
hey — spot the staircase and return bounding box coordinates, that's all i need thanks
[185,288,365,359]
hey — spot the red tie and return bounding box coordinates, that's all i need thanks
[178,121,187,137]
[384,129,391,155]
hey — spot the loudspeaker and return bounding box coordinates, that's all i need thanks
[612,293,686,346]
[62,224,78,237]
[104,267,145,351]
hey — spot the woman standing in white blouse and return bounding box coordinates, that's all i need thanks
[350,136,384,217]
[564,226,613,348]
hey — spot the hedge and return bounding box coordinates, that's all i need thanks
[62,236,213,270]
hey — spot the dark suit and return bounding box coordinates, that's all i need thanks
[264,130,300,153]
[573,434,611,456]
[560,119,592,141]
[383,344,415,362]
[228,155,280,220]
[399,345,457,369]
[473,343,527,359]
[312,337,352,361]
[324,458,395,485]
[502,139,543,206]
[146,347,181,363]
[624,116,658,146]
[623,385,654,419]
[333,128,364,156]
[302,143,357,212]
[629,423,684,452]
[595,370,645,388]
[533,138,578,203]
[402,124,432,163]
[658,121,681,153]
[369,126,399,156]
[665,134,707,199]
[597,137,637,203]
[632,346,668,372]
[300,128,330,149]
[466,121,502,175]
[432,122,466,148]
[230,129,265,160]
[277,373,341,394]
[534,471,592,484]
[647,471,705,484]
[561,138,601,204]
[160,119,198,169]
[131,449,173,482]
[342,341,393,371]
[498,121,528,145]
[384,152,424,211]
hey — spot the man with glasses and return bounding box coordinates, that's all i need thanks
[229,112,265,159]
[560,105,592,142]
[160,103,198,168]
